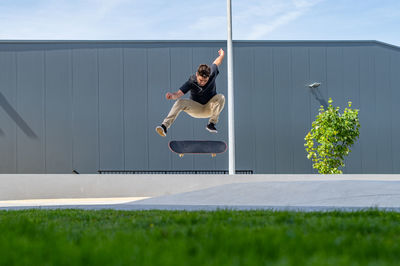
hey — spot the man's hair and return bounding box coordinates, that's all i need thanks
[197,64,211,78]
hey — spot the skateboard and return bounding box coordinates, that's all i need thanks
[169,140,227,157]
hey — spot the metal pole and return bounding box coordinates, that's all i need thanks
[227,0,235,175]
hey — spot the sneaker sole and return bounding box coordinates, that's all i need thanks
[206,127,218,133]
[156,127,166,137]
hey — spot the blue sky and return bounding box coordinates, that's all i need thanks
[1,0,400,46]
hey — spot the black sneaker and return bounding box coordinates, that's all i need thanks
[206,123,217,133]
[156,124,167,137]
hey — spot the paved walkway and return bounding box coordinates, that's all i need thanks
[1,175,400,211]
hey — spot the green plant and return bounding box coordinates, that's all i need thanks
[305,98,360,174]
[1,209,400,265]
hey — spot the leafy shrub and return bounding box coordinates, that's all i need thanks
[305,98,360,174]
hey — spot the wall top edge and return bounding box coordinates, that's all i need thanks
[0,40,398,51]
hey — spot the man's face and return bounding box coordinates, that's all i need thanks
[196,73,209,86]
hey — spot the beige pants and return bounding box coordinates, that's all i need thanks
[162,94,225,129]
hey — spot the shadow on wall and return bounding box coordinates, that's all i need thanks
[308,83,328,109]
[0,92,37,139]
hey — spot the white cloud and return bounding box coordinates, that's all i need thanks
[234,0,323,40]
[190,16,225,31]
[89,0,130,18]
[0,0,138,39]
[246,10,304,39]
[1,0,399,45]
[293,0,320,8]
[0,0,324,40]
[187,16,226,39]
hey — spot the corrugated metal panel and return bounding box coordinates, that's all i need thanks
[274,47,293,173]
[375,47,392,173]
[45,48,73,173]
[254,47,275,174]
[147,47,171,170]
[291,47,311,174]
[16,49,45,173]
[0,50,17,173]
[235,46,255,171]
[0,41,399,174]
[359,46,377,173]
[71,48,99,173]
[98,47,124,170]
[391,51,400,172]
[123,47,149,171]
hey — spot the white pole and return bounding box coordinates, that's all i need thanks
[227,0,235,175]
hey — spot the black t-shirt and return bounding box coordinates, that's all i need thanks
[179,64,219,105]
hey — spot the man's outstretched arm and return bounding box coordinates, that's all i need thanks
[213,48,225,66]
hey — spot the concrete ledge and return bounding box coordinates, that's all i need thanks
[1,174,400,200]
[126,180,400,210]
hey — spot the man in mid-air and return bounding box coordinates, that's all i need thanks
[156,48,225,137]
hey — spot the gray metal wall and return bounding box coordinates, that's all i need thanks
[0,40,399,174]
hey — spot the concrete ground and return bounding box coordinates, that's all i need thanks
[1,174,400,211]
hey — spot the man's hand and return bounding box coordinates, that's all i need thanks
[213,48,225,66]
[166,90,184,100]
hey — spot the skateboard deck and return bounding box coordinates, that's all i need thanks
[169,140,227,157]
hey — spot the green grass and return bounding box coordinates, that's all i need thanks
[0,209,399,265]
